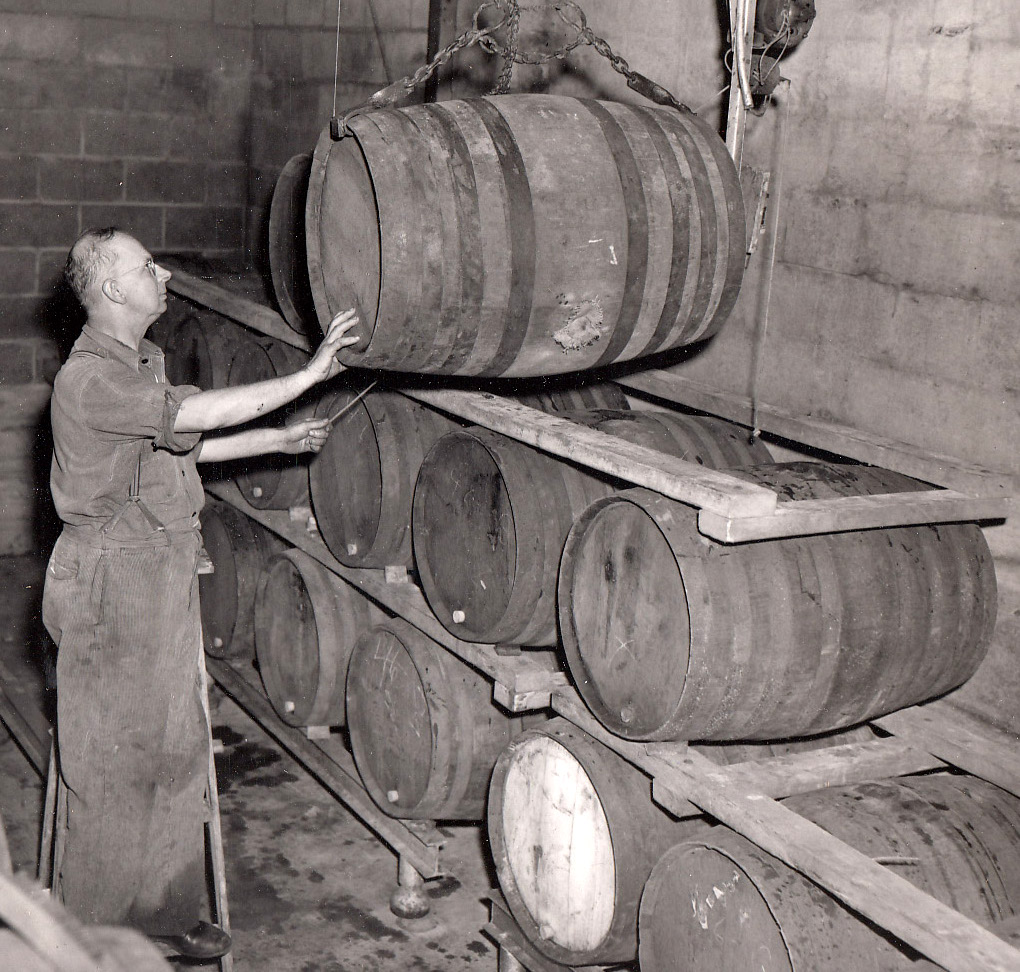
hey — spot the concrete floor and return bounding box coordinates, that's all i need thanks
[0,555,501,972]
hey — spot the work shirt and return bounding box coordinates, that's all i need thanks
[50,324,205,540]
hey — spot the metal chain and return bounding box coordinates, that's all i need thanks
[491,0,521,94]
[331,0,689,137]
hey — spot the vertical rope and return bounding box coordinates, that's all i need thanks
[748,78,791,440]
[331,0,342,123]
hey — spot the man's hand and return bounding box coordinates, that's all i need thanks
[278,416,332,455]
[304,308,360,384]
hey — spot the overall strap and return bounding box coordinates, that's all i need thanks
[99,444,170,544]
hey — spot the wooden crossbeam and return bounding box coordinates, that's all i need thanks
[167,270,312,352]
[699,488,1012,542]
[874,702,1020,800]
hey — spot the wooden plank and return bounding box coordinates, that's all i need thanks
[551,691,942,818]
[618,370,1015,497]
[699,489,1012,542]
[205,482,568,709]
[0,686,47,778]
[874,702,1020,801]
[554,690,1020,972]
[167,269,313,353]
[0,654,51,778]
[206,657,443,878]
[402,388,779,519]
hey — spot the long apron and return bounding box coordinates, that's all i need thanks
[42,469,210,936]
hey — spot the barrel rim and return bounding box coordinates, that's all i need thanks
[269,151,316,334]
[412,428,520,641]
[557,488,693,739]
[306,123,382,343]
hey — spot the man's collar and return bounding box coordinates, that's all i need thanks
[80,324,163,370]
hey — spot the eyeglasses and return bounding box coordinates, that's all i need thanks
[112,257,158,280]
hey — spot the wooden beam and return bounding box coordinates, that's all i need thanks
[617,370,1015,497]
[874,703,1020,801]
[402,388,779,519]
[206,657,443,879]
[699,488,1012,542]
[167,269,313,353]
[205,482,569,709]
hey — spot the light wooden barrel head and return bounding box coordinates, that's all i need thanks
[640,843,792,972]
[565,501,690,736]
[414,434,517,637]
[500,735,615,952]
[346,628,433,811]
[314,135,380,338]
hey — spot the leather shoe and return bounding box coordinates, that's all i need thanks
[154,920,232,960]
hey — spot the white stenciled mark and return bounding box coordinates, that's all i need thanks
[608,244,618,265]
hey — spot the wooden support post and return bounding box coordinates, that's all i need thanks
[389,856,430,919]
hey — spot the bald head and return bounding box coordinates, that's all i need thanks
[65,227,121,310]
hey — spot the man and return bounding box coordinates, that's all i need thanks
[42,227,358,960]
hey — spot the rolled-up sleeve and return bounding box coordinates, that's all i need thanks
[156,385,202,453]
[78,374,202,453]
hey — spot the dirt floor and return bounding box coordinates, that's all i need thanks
[0,555,501,972]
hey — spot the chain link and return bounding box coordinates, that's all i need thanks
[331,0,689,137]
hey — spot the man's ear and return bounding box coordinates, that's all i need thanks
[100,278,126,304]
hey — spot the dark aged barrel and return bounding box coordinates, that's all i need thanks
[229,339,313,510]
[488,718,711,965]
[509,379,631,413]
[306,95,746,377]
[308,390,460,568]
[269,152,317,333]
[199,501,285,659]
[559,461,997,741]
[345,618,543,820]
[412,412,771,646]
[639,774,1020,972]
[255,549,386,728]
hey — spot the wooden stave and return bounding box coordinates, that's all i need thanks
[199,500,285,660]
[307,95,745,377]
[254,548,385,728]
[308,390,461,568]
[345,617,541,820]
[487,717,710,966]
[638,773,1020,972]
[558,462,998,742]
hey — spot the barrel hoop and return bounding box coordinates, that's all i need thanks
[420,103,486,373]
[654,113,719,345]
[577,100,652,369]
[633,110,693,357]
[470,98,537,376]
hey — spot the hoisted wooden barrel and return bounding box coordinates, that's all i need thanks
[558,461,997,741]
[255,548,386,727]
[269,152,317,333]
[639,773,1020,972]
[199,501,285,659]
[345,618,543,820]
[308,389,460,568]
[487,717,710,966]
[229,339,313,509]
[412,411,771,646]
[306,95,746,377]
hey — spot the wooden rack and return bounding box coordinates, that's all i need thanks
[167,273,1020,972]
